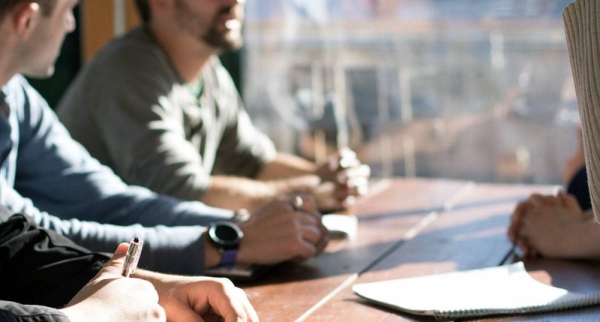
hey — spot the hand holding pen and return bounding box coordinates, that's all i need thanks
[122,237,143,277]
[61,241,165,322]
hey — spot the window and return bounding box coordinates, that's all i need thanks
[243,0,577,184]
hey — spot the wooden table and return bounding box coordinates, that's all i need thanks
[239,178,600,321]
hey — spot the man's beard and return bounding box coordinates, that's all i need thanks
[204,25,243,52]
[175,0,243,52]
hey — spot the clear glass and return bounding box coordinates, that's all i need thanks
[242,0,578,184]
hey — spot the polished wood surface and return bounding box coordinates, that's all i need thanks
[241,178,470,321]
[240,178,600,321]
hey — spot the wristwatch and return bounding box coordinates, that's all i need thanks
[207,221,244,267]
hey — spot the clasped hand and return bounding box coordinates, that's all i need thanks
[314,148,370,211]
[507,192,591,259]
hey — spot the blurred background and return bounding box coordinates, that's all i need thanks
[34,0,578,185]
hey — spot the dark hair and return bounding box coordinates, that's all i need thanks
[135,0,151,23]
[0,0,57,19]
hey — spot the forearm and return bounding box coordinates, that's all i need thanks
[569,216,600,259]
[256,153,317,181]
[33,211,209,275]
[202,175,320,211]
[201,175,278,211]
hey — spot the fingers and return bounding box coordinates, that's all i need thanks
[518,216,542,259]
[558,191,583,213]
[96,242,129,280]
[508,201,526,243]
[508,193,564,244]
[337,164,371,183]
[288,194,321,221]
[315,223,330,254]
[289,209,328,256]
[198,280,258,322]
[516,233,538,259]
[319,149,369,183]
[337,165,370,197]
[330,148,359,170]
[226,288,258,322]
[231,287,259,322]
[314,149,370,211]
[240,196,327,264]
[510,191,583,260]
[290,197,330,256]
[295,219,323,244]
[341,176,370,197]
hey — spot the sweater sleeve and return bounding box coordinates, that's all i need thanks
[0,76,232,275]
[2,176,208,275]
[0,301,70,322]
[563,0,600,221]
[13,77,233,227]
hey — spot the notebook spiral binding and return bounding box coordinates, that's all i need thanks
[434,292,600,321]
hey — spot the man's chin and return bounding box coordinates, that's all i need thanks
[213,38,244,53]
[205,29,244,52]
[23,67,55,79]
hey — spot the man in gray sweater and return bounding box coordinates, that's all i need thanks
[57,0,371,213]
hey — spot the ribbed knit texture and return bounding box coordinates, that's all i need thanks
[563,0,600,221]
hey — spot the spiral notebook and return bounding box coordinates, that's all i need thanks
[353,262,600,320]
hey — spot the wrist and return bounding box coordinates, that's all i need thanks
[572,219,600,258]
[204,233,222,268]
[205,222,243,267]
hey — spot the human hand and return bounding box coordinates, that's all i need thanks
[515,192,590,259]
[140,273,258,322]
[507,193,569,258]
[60,243,165,322]
[508,194,549,244]
[507,193,563,249]
[236,194,329,265]
[314,148,370,211]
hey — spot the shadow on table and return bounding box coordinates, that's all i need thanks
[241,206,516,286]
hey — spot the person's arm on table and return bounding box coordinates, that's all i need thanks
[203,194,329,267]
[8,180,329,274]
[202,150,371,212]
[508,192,600,259]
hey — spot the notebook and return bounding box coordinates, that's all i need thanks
[205,214,358,280]
[353,262,600,320]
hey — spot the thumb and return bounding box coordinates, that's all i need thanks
[96,242,129,280]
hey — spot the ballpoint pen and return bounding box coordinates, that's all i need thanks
[122,237,143,277]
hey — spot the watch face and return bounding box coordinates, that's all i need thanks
[209,222,243,250]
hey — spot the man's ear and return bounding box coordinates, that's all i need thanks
[13,2,40,40]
